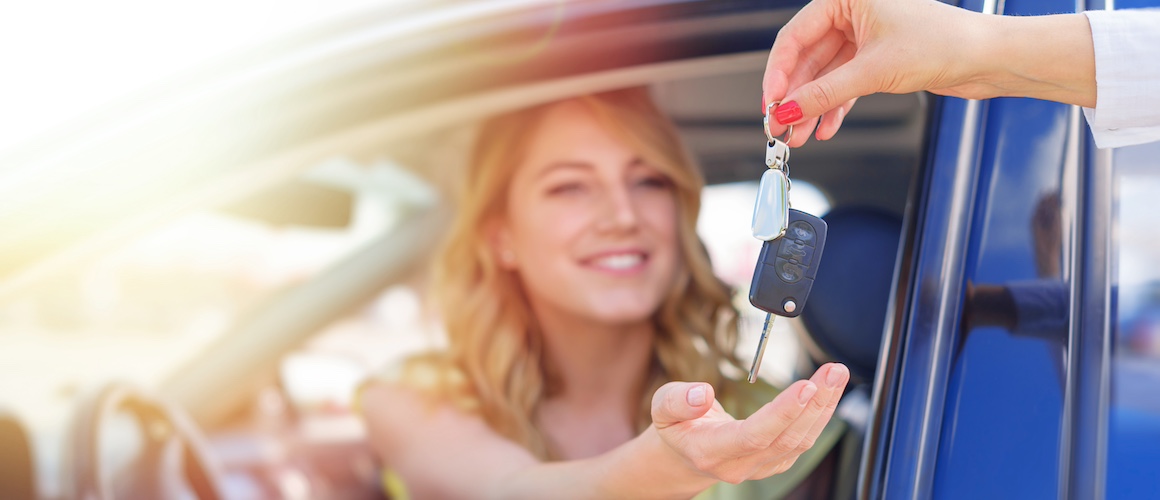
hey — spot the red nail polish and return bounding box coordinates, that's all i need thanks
[775,101,802,125]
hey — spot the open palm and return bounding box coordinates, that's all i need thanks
[651,363,848,484]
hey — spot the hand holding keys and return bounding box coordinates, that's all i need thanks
[747,104,828,383]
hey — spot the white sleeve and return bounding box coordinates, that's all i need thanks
[1081,9,1160,149]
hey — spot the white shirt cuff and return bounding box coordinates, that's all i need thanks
[1082,9,1160,149]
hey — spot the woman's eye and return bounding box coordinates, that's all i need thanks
[547,182,586,196]
[636,176,672,189]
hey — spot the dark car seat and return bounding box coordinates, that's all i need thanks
[0,411,38,500]
[800,207,903,382]
[795,207,903,500]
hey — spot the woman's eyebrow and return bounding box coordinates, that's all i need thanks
[625,157,651,170]
[534,160,593,181]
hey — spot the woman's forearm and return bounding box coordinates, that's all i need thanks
[365,377,845,498]
[967,12,1097,107]
[361,383,705,499]
[489,426,715,500]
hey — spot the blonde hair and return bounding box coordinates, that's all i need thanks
[417,87,740,459]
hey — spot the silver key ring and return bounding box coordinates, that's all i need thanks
[764,101,794,145]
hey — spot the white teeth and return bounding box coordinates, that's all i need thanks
[592,253,643,270]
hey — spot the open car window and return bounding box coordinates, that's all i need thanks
[282,177,835,417]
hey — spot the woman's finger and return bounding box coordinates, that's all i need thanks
[787,116,820,148]
[651,382,716,428]
[734,380,816,452]
[765,364,847,459]
[765,22,848,140]
[764,0,843,105]
[771,30,848,146]
[781,52,877,122]
[796,364,849,453]
[816,97,856,141]
[809,41,859,140]
[754,456,798,479]
[785,29,849,92]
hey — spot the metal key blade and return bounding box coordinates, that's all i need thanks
[747,313,776,383]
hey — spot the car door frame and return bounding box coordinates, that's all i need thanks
[858,0,1121,497]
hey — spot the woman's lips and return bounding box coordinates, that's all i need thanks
[581,251,649,274]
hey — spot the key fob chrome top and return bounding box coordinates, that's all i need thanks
[751,139,792,241]
[751,167,790,241]
[748,208,827,318]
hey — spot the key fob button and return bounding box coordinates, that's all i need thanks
[777,238,814,266]
[788,221,816,245]
[775,258,805,283]
[749,209,827,319]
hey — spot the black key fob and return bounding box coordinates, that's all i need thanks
[748,208,827,317]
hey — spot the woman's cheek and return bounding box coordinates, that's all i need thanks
[649,196,681,276]
[519,199,589,254]
[542,195,586,226]
[641,193,678,237]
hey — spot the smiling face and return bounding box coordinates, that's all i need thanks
[432,90,737,450]
[495,100,680,326]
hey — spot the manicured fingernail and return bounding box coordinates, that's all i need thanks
[687,385,707,406]
[798,383,817,406]
[826,365,846,388]
[775,101,802,125]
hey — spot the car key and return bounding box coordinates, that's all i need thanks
[747,104,828,382]
[747,209,828,382]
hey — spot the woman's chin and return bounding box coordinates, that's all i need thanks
[580,299,661,326]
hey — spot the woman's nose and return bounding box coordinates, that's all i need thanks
[596,185,640,233]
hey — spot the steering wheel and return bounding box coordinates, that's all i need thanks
[68,383,226,500]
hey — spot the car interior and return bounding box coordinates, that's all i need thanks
[0,4,930,498]
[67,74,921,500]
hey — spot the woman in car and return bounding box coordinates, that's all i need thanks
[359,87,849,498]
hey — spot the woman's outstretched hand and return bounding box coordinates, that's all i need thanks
[362,363,851,499]
[763,0,1095,147]
[650,363,849,484]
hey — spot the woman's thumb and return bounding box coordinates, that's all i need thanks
[651,382,715,427]
[782,60,874,123]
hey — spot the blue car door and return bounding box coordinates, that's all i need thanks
[862,0,1160,498]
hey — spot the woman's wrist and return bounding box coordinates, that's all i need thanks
[608,425,717,499]
[968,12,1096,106]
[489,425,716,500]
